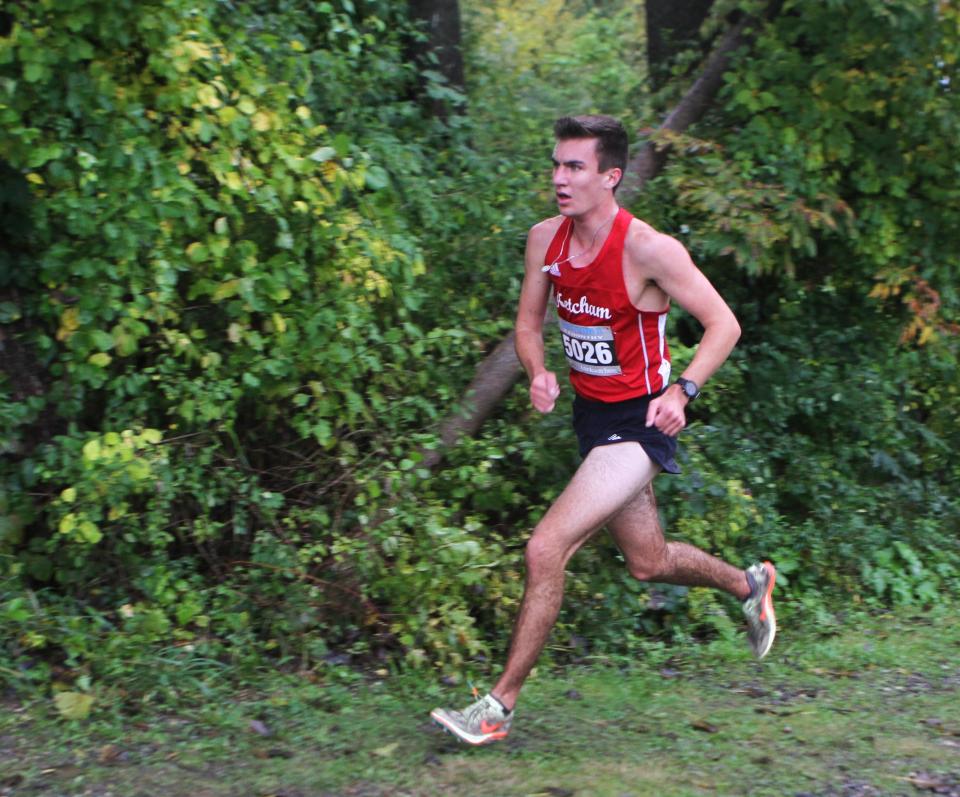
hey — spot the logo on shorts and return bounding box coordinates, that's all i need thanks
[607,434,622,441]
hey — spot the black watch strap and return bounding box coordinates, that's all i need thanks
[676,377,700,402]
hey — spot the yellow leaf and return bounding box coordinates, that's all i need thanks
[83,439,102,462]
[252,111,272,132]
[373,742,399,757]
[61,487,77,503]
[27,173,45,185]
[182,40,212,61]
[213,279,240,301]
[177,162,190,175]
[196,84,222,109]
[57,307,80,342]
[89,352,112,367]
[295,105,311,120]
[59,513,77,534]
[108,503,128,521]
[54,692,95,721]
[225,172,243,191]
[238,97,256,115]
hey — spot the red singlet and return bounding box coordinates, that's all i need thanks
[545,208,672,402]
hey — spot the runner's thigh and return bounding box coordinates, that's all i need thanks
[606,483,667,569]
[534,442,660,561]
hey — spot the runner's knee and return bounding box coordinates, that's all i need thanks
[627,555,666,582]
[524,532,565,575]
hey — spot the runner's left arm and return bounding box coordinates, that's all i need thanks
[627,230,741,435]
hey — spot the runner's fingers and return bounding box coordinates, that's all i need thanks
[530,387,555,413]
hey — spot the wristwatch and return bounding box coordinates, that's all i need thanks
[675,377,700,403]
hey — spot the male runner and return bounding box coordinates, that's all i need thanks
[431,115,776,746]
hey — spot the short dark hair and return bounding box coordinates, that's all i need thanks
[553,115,628,188]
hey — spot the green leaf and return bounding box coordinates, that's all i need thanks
[309,146,336,162]
[91,330,114,351]
[24,62,45,82]
[365,165,389,190]
[78,520,103,544]
[0,302,22,323]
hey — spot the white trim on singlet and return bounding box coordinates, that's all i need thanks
[657,312,671,386]
[637,315,652,395]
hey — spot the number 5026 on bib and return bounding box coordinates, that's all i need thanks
[558,318,622,377]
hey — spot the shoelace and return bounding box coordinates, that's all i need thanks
[461,685,498,725]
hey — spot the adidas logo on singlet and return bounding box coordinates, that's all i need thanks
[607,434,622,441]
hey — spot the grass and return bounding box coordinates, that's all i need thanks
[2,604,960,797]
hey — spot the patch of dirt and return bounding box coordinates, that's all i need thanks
[793,778,884,797]
[320,785,413,797]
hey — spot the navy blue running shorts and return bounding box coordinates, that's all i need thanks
[572,392,681,474]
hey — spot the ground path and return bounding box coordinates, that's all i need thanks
[2,606,959,797]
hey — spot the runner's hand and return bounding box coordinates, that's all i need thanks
[530,371,561,413]
[645,388,686,437]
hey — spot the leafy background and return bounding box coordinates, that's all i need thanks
[1,0,958,707]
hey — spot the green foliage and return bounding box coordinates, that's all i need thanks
[1,0,959,704]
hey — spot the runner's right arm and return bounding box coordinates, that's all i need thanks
[515,221,561,413]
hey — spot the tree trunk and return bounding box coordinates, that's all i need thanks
[645,0,717,89]
[621,7,764,197]
[423,2,782,468]
[419,331,520,470]
[408,0,466,119]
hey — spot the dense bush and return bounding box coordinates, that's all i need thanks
[1,0,958,702]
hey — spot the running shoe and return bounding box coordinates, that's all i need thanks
[743,561,777,659]
[430,692,512,745]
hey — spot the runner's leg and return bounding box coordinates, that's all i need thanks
[491,442,659,709]
[607,483,750,599]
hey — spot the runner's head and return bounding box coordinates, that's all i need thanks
[553,115,628,193]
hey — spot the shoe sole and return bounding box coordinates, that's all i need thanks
[756,561,777,659]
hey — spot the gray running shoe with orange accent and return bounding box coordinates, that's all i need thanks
[743,561,777,659]
[430,692,512,745]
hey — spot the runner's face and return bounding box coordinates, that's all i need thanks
[552,138,616,216]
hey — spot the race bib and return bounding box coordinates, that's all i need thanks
[558,318,622,376]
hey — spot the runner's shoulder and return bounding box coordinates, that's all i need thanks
[529,215,564,243]
[526,215,564,261]
[624,217,686,264]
